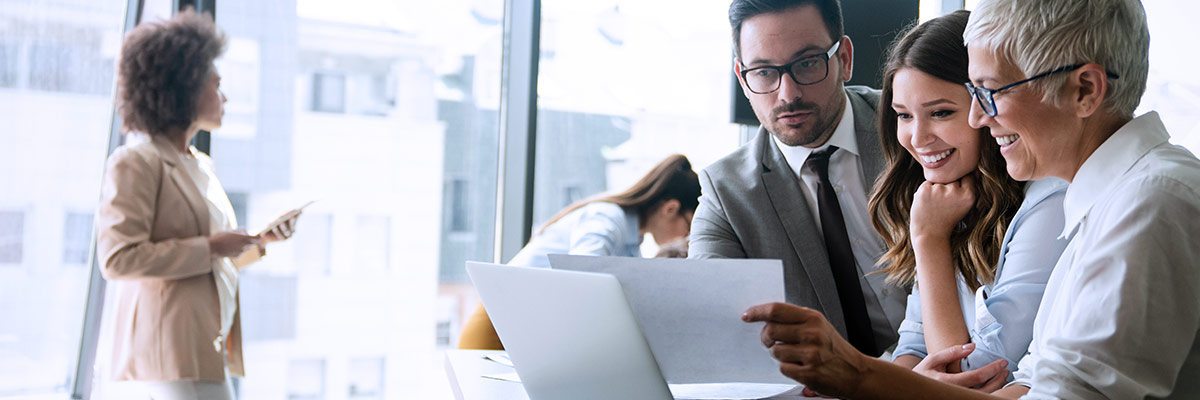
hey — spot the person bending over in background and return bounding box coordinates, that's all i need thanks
[457,154,701,349]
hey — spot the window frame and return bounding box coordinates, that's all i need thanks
[67,0,539,397]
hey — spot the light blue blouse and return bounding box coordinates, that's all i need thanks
[892,178,1069,377]
[506,202,643,268]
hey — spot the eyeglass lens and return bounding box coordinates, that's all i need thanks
[744,57,828,93]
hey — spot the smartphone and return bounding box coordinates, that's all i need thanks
[257,200,316,236]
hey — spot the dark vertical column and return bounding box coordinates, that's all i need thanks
[494,0,541,263]
[181,0,217,154]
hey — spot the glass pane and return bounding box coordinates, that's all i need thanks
[1140,0,1200,153]
[0,0,126,396]
[286,359,325,400]
[534,0,742,256]
[347,357,385,399]
[212,0,502,398]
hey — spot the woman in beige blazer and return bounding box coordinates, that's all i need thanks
[95,10,298,400]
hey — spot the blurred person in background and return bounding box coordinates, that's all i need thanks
[457,154,701,349]
[93,9,300,400]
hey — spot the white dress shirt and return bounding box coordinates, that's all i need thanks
[179,148,240,354]
[772,94,895,346]
[506,202,643,268]
[1012,112,1200,399]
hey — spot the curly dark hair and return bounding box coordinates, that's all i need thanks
[116,9,227,136]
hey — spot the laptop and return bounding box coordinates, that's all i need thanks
[466,261,675,400]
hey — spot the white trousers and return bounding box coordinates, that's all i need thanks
[100,379,234,400]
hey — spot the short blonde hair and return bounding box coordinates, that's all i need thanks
[964,0,1149,117]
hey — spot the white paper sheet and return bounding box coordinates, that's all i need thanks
[478,374,814,400]
[548,255,791,384]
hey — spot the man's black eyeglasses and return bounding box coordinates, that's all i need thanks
[739,41,840,94]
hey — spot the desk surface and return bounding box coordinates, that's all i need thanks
[444,349,812,400]
[444,350,528,400]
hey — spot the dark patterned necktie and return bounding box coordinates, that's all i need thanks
[809,146,878,356]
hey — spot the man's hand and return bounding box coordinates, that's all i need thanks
[742,303,871,398]
[914,344,1009,393]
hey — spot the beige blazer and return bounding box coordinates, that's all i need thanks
[96,134,261,382]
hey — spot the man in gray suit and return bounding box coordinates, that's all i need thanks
[689,0,905,356]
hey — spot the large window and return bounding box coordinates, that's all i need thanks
[210,0,503,398]
[3,0,1192,398]
[533,0,743,256]
[1139,0,1200,152]
[0,0,125,396]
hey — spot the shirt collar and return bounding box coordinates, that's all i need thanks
[623,207,643,247]
[772,93,859,172]
[1061,111,1170,238]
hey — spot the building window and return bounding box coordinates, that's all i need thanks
[0,41,17,88]
[62,212,93,265]
[27,42,112,95]
[354,215,390,272]
[0,211,24,264]
[226,192,248,230]
[347,357,385,399]
[238,275,297,341]
[294,213,332,275]
[563,185,584,208]
[436,319,453,347]
[448,179,470,232]
[312,72,346,113]
[287,359,325,400]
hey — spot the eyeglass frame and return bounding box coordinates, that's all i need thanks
[965,64,1121,117]
[738,40,842,95]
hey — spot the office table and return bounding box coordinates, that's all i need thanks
[445,350,528,400]
[444,349,813,400]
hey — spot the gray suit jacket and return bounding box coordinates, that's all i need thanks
[689,86,905,352]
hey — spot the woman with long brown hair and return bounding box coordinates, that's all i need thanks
[868,10,1067,387]
[458,154,701,349]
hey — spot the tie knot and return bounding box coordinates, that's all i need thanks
[808,146,839,172]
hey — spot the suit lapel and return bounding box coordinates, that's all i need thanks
[846,89,907,345]
[850,90,884,191]
[755,129,848,335]
[152,136,212,237]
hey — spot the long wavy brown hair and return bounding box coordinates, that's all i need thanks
[538,154,700,234]
[868,10,1023,291]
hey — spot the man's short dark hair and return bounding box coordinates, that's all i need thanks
[729,0,844,59]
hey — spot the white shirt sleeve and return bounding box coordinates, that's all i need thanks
[1019,176,1200,399]
[567,204,632,256]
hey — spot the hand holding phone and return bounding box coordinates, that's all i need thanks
[257,201,315,241]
